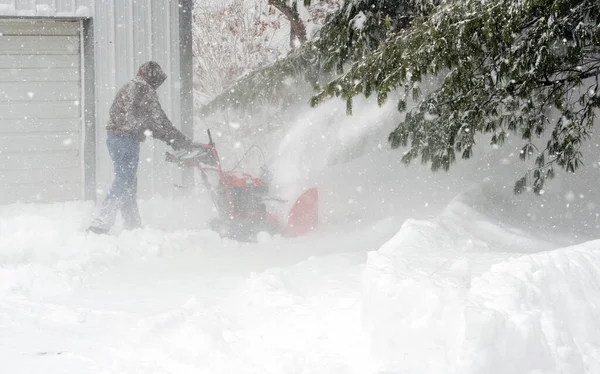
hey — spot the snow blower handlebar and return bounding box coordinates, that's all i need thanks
[207,129,214,146]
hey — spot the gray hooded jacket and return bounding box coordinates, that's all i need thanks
[106,61,190,149]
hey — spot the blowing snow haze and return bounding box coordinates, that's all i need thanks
[1,0,600,373]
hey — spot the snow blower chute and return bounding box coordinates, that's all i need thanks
[166,130,318,241]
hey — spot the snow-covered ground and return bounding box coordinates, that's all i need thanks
[2,97,600,373]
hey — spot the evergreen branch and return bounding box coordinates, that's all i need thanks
[201,0,440,113]
[309,0,600,194]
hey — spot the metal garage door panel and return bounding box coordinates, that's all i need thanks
[0,133,80,152]
[0,20,82,203]
[1,67,80,82]
[0,35,79,55]
[0,102,80,119]
[0,55,79,68]
[0,20,79,36]
[0,183,82,204]
[0,118,81,134]
[0,82,80,101]
[0,167,81,185]
[0,150,80,170]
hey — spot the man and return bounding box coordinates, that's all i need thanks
[87,61,192,234]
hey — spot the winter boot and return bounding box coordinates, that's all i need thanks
[86,226,110,235]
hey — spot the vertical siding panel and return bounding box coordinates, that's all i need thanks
[162,0,183,193]
[82,17,97,200]
[75,0,93,14]
[148,0,169,196]
[133,0,155,198]
[92,0,107,195]
[34,0,52,9]
[132,1,149,69]
[154,1,181,193]
[111,1,140,196]
[55,0,70,13]
[83,0,93,12]
[113,0,133,88]
[95,0,185,199]
[170,0,181,124]
[153,0,175,195]
[92,0,118,196]
[15,0,35,12]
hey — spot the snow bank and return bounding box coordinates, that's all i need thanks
[75,6,92,18]
[0,4,91,17]
[362,193,600,373]
[109,253,371,374]
[35,5,55,17]
[0,197,220,302]
[458,242,600,374]
[361,211,501,372]
[0,196,214,265]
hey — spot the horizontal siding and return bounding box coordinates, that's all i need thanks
[0,118,81,133]
[0,183,82,204]
[1,102,80,119]
[0,150,80,170]
[0,133,80,152]
[0,81,80,101]
[0,35,79,55]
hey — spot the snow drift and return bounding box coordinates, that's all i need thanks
[362,188,600,373]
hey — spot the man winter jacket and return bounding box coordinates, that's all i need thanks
[105,61,190,149]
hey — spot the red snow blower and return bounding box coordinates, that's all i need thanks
[165,129,318,241]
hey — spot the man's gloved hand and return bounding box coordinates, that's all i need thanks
[170,137,193,151]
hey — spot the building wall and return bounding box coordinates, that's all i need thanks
[1,0,191,200]
[93,1,186,200]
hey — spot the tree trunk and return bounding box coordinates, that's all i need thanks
[269,0,307,48]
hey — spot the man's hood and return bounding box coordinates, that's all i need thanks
[136,61,167,89]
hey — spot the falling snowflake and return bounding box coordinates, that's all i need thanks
[565,191,575,202]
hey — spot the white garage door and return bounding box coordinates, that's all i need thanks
[0,19,83,204]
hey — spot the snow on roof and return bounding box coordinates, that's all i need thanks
[0,4,16,16]
[0,4,92,18]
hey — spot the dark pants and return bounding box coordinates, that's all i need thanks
[90,133,141,230]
